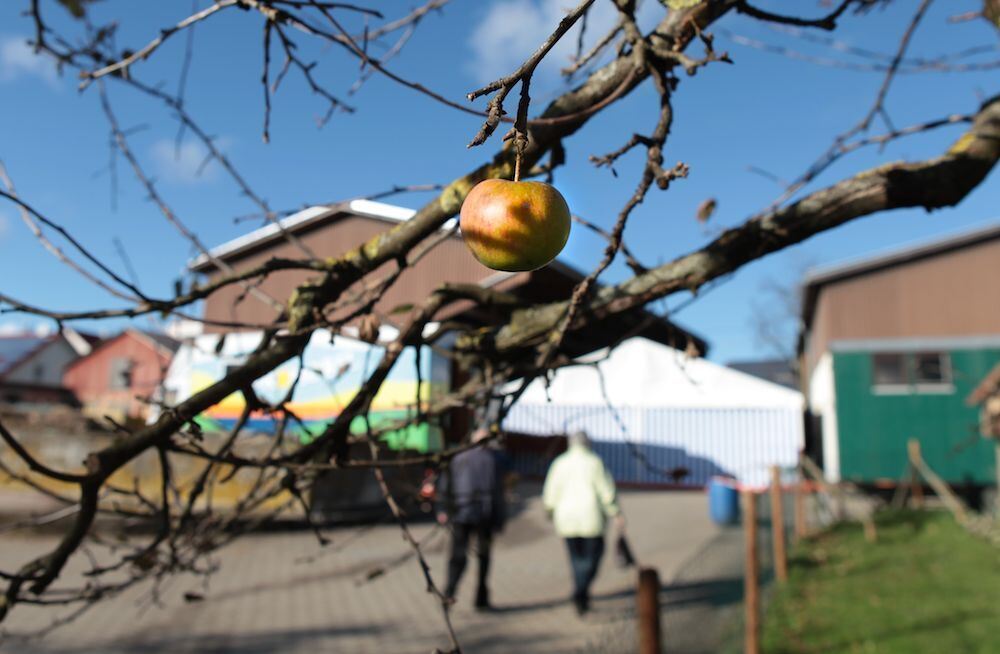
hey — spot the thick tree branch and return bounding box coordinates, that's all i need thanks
[477,95,1000,355]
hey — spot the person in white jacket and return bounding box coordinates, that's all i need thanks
[542,430,625,615]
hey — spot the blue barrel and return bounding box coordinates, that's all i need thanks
[708,476,740,525]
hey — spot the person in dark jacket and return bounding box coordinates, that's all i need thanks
[437,428,506,610]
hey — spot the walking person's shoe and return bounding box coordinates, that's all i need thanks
[474,587,492,612]
[572,592,589,616]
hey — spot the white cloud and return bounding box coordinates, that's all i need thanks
[466,0,661,85]
[0,321,25,336]
[151,138,228,185]
[33,322,54,337]
[0,36,60,88]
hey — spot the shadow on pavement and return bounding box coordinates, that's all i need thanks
[490,587,636,614]
[2,625,380,654]
[658,526,746,654]
[661,576,743,610]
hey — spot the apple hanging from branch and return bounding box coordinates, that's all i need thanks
[459,179,571,272]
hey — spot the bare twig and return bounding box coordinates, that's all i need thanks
[735,0,856,31]
[466,0,597,147]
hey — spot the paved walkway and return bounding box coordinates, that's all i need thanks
[0,488,734,653]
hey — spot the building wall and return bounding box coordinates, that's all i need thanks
[833,346,1000,484]
[63,333,172,422]
[804,238,1000,377]
[160,330,449,453]
[807,352,840,482]
[199,215,494,330]
[503,403,803,488]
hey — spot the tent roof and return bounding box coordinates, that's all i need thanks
[513,337,803,410]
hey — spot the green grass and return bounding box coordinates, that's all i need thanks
[762,510,1000,654]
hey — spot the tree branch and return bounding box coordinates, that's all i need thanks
[477,95,1000,355]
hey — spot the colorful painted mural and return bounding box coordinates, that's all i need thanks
[160,331,449,452]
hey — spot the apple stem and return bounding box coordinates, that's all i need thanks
[514,151,522,183]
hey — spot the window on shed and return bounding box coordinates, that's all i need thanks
[872,353,906,387]
[109,358,134,390]
[913,352,950,385]
[871,351,952,392]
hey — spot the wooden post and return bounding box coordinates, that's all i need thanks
[908,439,925,508]
[909,438,970,524]
[743,490,760,654]
[995,441,1000,515]
[771,466,788,583]
[637,567,661,654]
[793,467,808,543]
[835,482,847,521]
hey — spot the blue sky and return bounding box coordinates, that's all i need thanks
[0,0,997,363]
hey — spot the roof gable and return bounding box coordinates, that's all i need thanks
[189,200,432,272]
[0,336,49,377]
[64,329,178,372]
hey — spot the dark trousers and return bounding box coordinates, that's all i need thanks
[565,536,605,603]
[445,522,493,604]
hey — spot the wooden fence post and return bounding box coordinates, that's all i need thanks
[771,466,788,583]
[793,464,807,543]
[637,567,661,654]
[908,439,925,509]
[743,490,760,654]
[908,437,969,524]
[995,441,1000,514]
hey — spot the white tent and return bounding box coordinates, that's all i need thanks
[503,338,804,488]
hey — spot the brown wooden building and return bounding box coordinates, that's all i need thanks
[63,329,179,424]
[800,222,1000,381]
[798,221,1000,484]
[181,200,707,518]
[190,199,705,356]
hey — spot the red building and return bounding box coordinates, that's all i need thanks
[63,329,179,424]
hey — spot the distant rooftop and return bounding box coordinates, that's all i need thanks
[727,359,798,389]
[138,330,180,354]
[0,328,97,379]
[0,336,47,377]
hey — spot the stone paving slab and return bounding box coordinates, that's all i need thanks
[0,488,726,653]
